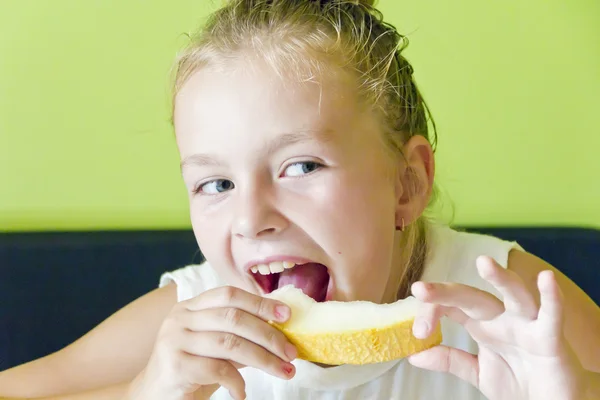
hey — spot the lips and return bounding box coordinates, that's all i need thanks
[246,259,332,302]
[277,262,330,302]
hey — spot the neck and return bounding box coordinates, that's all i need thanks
[383,220,427,303]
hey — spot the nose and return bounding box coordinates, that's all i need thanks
[231,184,288,239]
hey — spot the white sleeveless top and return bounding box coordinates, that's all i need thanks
[159,224,523,400]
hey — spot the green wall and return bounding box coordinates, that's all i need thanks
[1,0,598,232]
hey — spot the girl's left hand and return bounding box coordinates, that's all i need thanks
[409,255,591,400]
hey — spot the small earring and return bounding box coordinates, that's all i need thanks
[396,218,405,232]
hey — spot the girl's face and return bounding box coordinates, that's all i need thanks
[174,62,431,304]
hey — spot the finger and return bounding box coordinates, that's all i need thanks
[408,346,479,389]
[413,302,470,339]
[181,354,246,400]
[182,307,297,362]
[184,286,290,323]
[476,255,538,319]
[411,281,503,320]
[179,330,295,381]
[536,270,564,333]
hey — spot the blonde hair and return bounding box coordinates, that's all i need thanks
[171,0,438,300]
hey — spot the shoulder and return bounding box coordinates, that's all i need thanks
[423,223,522,291]
[507,249,600,372]
[0,273,182,395]
[159,261,226,302]
[423,224,600,371]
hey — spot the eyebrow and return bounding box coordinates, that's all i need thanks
[180,130,332,171]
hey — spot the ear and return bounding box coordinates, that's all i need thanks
[394,135,435,227]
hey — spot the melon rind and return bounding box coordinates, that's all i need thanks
[266,285,443,365]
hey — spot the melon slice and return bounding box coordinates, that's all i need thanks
[266,285,442,365]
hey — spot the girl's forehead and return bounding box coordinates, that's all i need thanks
[173,66,374,152]
[176,64,354,114]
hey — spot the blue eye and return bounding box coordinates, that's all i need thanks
[283,161,322,177]
[196,179,234,194]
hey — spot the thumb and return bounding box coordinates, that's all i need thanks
[408,346,480,389]
[231,361,246,369]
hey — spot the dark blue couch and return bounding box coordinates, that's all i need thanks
[1,227,598,372]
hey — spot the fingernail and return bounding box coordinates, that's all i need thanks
[281,362,294,376]
[408,351,427,364]
[413,320,429,338]
[413,282,431,296]
[229,391,246,400]
[284,343,297,361]
[274,305,289,321]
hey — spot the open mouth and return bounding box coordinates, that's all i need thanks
[249,261,331,302]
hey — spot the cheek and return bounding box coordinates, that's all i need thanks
[298,170,396,251]
[325,171,395,225]
[189,205,248,285]
[189,201,229,261]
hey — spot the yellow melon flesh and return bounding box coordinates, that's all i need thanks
[266,285,442,365]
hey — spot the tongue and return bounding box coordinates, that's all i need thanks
[277,263,329,302]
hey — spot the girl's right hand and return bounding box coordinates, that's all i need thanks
[127,286,298,400]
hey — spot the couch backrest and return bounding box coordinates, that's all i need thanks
[1,227,598,371]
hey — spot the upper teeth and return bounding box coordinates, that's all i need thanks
[251,261,295,275]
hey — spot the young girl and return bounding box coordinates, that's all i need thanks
[1,0,598,399]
